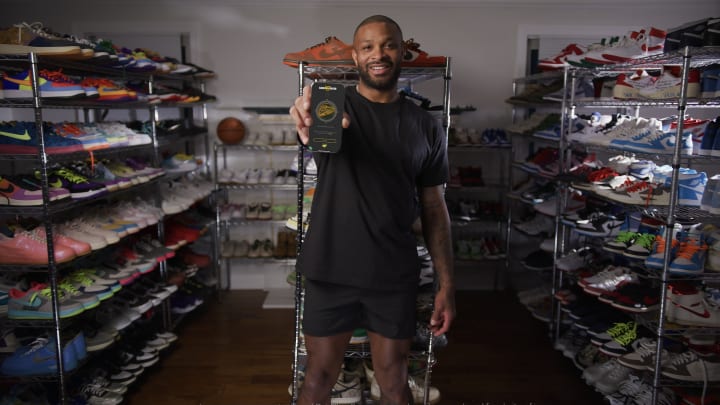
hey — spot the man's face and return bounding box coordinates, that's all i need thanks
[352,22,403,92]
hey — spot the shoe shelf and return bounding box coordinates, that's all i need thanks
[0,49,216,403]
[214,144,299,152]
[221,218,288,227]
[0,97,215,110]
[0,173,169,217]
[302,65,448,86]
[573,96,720,109]
[217,183,301,191]
[571,46,720,76]
[575,143,720,161]
[0,53,212,83]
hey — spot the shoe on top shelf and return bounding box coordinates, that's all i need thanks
[283,36,354,68]
[0,22,82,56]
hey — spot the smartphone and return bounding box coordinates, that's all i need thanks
[309,82,345,153]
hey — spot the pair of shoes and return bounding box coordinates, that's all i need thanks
[283,37,446,68]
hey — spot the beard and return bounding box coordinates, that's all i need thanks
[357,59,401,91]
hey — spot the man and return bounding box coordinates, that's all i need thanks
[289,15,455,405]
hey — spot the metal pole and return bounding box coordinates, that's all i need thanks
[652,45,691,405]
[30,51,68,405]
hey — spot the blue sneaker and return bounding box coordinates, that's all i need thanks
[712,124,720,157]
[0,121,85,155]
[669,238,708,274]
[699,119,718,156]
[2,69,85,99]
[0,337,77,376]
[701,69,720,99]
[619,130,693,155]
[678,171,708,207]
[69,331,87,362]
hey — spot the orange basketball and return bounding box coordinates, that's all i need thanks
[217,117,245,145]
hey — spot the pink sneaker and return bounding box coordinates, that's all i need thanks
[0,228,76,265]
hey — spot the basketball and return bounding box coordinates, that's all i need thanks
[217,117,246,145]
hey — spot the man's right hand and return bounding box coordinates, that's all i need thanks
[289,84,350,146]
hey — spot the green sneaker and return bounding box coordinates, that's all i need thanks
[623,232,656,259]
[349,328,368,345]
[602,231,638,254]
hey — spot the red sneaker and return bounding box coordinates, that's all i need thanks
[283,36,353,68]
[402,39,446,67]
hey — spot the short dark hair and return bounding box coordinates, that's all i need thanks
[353,15,403,41]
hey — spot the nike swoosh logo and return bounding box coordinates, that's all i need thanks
[0,129,31,141]
[675,303,711,318]
[4,76,46,88]
[32,355,56,363]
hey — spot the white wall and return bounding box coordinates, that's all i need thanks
[2,0,718,130]
[3,0,718,290]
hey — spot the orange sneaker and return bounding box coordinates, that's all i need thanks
[283,36,354,68]
[402,39,446,67]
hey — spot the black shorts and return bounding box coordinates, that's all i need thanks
[302,279,417,339]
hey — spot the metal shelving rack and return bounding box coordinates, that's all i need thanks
[288,59,452,405]
[540,46,720,404]
[0,52,216,404]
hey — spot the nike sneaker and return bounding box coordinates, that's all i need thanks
[45,166,108,199]
[0,337,79,376]
[80,78,137,102]
[0,226,76,265]
[600,27,666,63]
[283,36,354,68]
[538,43,586,71]
[52,122,110,151]
[637,67,701,100]
[0,23,81,56]
[402,39,447,67]
[612,70,655,99]
[2,69,85,99]
[0,175,51,206]
[0,121,85,155]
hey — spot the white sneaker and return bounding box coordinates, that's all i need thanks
[259,168,275,185]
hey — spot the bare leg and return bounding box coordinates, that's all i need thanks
[298,331,353,405]
[368,331,413,405]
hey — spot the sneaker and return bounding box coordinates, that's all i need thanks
[574,213,626,237]
[402,38,446,67]
[603,231,638,254]
[618,338,671,371]
[623,232,657,259]
[48,166,107,199]
[600,27,666,63]
[612,70,656,99]
[0,226,77,265]
[662,351,720,382]
[670,238,709,275]
[282,36,353,68]
[9,284,85,320]
[0,175,46,206]
[0,337,77,376]
[369,373,441,405]
[678,171,708,207]
[593,359,632,394]
[538,43,586,71]
[0,23,82,55]
[2,69,85,99]
[638,67,702,99]
[0,121,85,155]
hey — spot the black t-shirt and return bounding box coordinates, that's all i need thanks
[296,85,448,290]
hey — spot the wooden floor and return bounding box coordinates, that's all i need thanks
[125,289,606,405]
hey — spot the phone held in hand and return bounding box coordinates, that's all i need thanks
[309,82,345,153]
